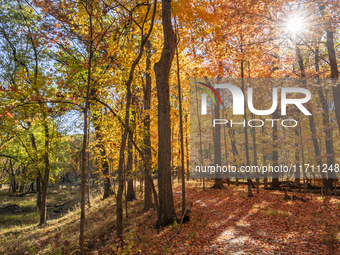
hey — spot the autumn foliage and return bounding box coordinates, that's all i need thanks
[1,0,340,254]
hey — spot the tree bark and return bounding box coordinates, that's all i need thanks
[79,2,93,251]
[175,40,186,214]
[94,123,112,199]
[229,126,239,185]
[143,40,153,211]
[326,30,340,134]
[87,134,91,208]
[28,122,41,211]
[212,88,224,189]
[126,118,136,201]
[241,61,253,196]
[19,167,26,193]
[126,94,137,201]
[318,88,334,192]
[262,125,268,188]
[194,80,205,189]
[185,117,190,181]
[39,124,50,225]
[93,112,112,199]
[223,123,230,186]
[36,174,41,211]
[315,46,334,192]
[154,0,177,227]
[294,127,301,185]
[308,114,326,182]
[10,160,16,193]
[271,109,279,189]
[252,114,259,193]
[295,46,305,185]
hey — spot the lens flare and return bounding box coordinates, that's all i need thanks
[286,17,303,33]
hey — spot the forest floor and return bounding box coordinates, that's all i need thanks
[0,184,87,227]
[0,181,340,254]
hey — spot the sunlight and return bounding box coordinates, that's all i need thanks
[285,17,304,33]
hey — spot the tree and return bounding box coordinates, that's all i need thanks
[0,0,67,224]
[143,40,153,211]
[154,0,177,227]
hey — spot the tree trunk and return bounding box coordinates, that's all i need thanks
[300,125,308,187]
[326,29,340,135]
[295,127,301,185]
[36,174,41,211]
[262,125,268,188]
[308,114,327,185]
[110,1,158,236]
[229,127,239,185]
[175,41,186,214]
[87,147,91,208]
[19,166,26,193]
[212,87,224,189]
[318,88,334,192]
[317,44,335,191]
[126,124,136,201]
[154,0,177,227]
[19,183,25,193]
[223,124,230,186]
[241,61,253,197]
[40,124,50,225]
[126,94,137,201]
[185,120,190,181]
[194,80,205,189]
[28,122,41,211]
[98,132,112,198]
[116,88,131,240]
[222,101,230,186]
[93,113,112,199]
[271,109,279,189]
[252,114,259,193]
[143,40,153,211]
[295,46,304,185]
[10,160,16,193]
[296,46,321,188]
[79,5,93,251]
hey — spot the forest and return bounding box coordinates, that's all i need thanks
[0,0,340,254]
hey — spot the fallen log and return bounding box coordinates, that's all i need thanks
[15,191,36,197]
[292,194,308,202]
[0,204,26,213]
[166,202,193,246]
[47,200,73,208]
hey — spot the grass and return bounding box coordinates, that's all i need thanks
[262,204,292,218]
[0,212,40,225]
[0,182,149,254]
[0,185,83,227]
[0,184,110,254]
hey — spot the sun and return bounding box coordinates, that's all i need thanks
[285,17,304,33]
